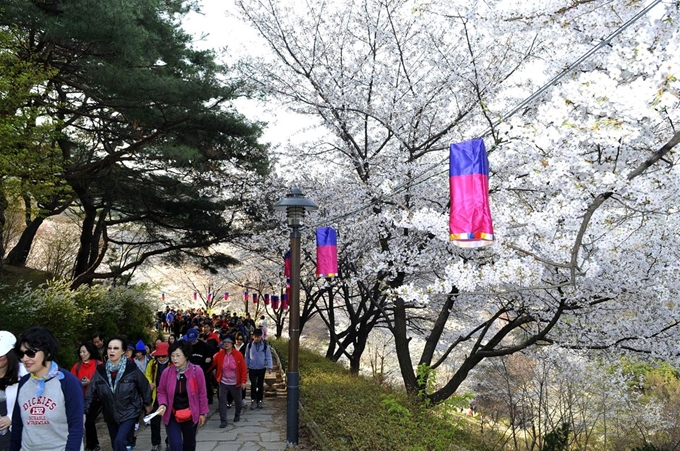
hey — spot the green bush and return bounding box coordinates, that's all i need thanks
[0,280,156,368]
[270,339,490,451]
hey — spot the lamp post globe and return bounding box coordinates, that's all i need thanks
[273,187,317,446]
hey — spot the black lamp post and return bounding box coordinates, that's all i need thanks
[273,187,318,446]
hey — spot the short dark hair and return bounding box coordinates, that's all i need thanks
[169,340,192,360]
[92,332,105,341]
[77,341,99,361]
[17,327,59,363]
[106,336,126,351]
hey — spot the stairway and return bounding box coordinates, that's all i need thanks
[264,347,287,397]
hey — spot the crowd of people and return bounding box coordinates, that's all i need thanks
[0,308,274,451]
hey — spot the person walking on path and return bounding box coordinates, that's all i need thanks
[0,331,26,451]
[232,333,247,408]
[244,329,272,410]
[84,337,152,451]
[10,327,84,451]
[70,342,102,451]
[210,336,246,428]
[134,340,149,373]
[182,328,214,405]
[154,341,208,451]
[145,342,171,451]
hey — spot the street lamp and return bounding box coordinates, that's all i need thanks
[273,187,318,446]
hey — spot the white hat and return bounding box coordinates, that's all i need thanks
[0,331,17,357]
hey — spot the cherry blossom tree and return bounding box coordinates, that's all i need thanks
[235,0,680,404]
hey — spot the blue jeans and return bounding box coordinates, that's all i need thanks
[106,418,136,451]
[166,414,197,451]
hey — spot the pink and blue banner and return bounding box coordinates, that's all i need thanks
[264,294,270,305]
[272,295,280,310]
[224,292,229,301]
[316,227,338,278]
[252,293,258,304]
[284,250,291,278]
[449,139,494,248]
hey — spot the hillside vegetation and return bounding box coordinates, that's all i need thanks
[269,339,494,451]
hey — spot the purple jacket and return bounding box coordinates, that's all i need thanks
[156,363,208,425]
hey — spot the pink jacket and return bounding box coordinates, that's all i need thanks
[156,363,208,425]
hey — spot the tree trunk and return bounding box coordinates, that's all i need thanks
[4,217,44,266]
[419,288,457,368]
[72,186,97,280]
[392,297,419,394]
[324,286,337,360]
[0,188,7,272]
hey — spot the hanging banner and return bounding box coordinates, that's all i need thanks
[161,292,165,302]
[271,295,280,310]
[316,227,338,278]
[282,293,289,310]
[264,294,270,305]
[449,139,494,248]
[193,291,197,301]
[243,291,249,303]
[252,293,258,304]
[284,250,291,278]
[224,292,229,301]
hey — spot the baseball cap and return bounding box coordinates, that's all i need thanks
[184,328,199,341]
[0,331,16,357]
[219,336,234,349]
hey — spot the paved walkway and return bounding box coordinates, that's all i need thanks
[95,396,289,451]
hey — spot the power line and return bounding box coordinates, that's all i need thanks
[313,0,664,227]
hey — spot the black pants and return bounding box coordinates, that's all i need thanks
[150,399,166,446]
[249,368,266,402]
[85,398,103,449]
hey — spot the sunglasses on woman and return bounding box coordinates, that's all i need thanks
[15,347,39,359]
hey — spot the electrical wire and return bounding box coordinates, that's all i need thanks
[309,0,665,228]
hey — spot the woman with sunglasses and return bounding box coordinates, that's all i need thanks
[84,337,152,451]
[10,326,84,451]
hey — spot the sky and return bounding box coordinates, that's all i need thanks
[180,1,323,156]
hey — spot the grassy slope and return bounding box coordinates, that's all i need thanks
[270,339,498,451]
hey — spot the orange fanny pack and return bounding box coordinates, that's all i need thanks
[173,408,192,423]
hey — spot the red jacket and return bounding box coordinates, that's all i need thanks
[70,359,102,396]
[211,349,247,385]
